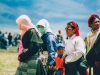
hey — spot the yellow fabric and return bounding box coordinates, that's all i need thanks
[87,29,100,50]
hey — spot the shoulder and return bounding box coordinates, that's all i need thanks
[46,32,56,39]
[74,36,84,43]
[87,31,92,37]
[28,28,36,34]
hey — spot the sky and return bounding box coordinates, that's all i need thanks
[0,0,100,39]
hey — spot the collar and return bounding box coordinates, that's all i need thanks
[68,34,76,40]
[58,54,63,58]
[91,29,99,34]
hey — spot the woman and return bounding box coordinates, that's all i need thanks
[15,15,43,75]
[86,14,100,75]
[64,21,88,75]
[36,19,58,75]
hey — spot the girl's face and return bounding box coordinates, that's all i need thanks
[65,25,76,37]
[57,47,64,55]
[91,18,100,30]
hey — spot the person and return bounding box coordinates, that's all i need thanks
[15,15,43,75]
[8,32,13,46]
[64,21,89,75]
[36,19,58,75]
[4,32,8,39]
[53,43,65,75]
[57,30,63,43]
[86,14,100,75]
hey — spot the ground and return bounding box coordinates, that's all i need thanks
[0,47,19,75]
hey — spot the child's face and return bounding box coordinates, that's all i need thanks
[57,47,65,55]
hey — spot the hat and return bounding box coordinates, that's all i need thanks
[70,21,80,36]
[56,43,65,50]
[88,14,100,27]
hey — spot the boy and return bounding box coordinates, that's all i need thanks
[53,43,65,75]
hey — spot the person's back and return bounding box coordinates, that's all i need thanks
[36,19,58,75]
[15,15,45,75]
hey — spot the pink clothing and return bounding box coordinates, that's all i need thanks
[18,40,24,55]
[18,32,25,55]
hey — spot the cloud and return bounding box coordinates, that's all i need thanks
[0,0,99,38]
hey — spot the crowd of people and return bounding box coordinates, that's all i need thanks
[0,31,20,49]
[13,14,100,75]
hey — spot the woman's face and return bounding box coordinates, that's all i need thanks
[37,25,46,34]
[65,24,76,37]
[91,18,100,30]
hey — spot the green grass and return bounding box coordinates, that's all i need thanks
[0,46,19,75]
[0,46,18,53]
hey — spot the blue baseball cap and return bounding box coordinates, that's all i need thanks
[56,43,65,50]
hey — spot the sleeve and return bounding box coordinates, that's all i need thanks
[19,30,43,62]
[46,34,57,65]
[18,40,24,55]
[65,38,86,63]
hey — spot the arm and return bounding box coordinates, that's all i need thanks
[46,34,57,65]
[19,29,43,62]
[65,38,86,63]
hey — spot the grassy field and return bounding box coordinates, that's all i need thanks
[0,46,19,75]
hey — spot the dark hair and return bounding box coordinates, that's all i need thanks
[67,22,79,30]
[89,16,100,24]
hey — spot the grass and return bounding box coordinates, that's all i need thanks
[0,46,19,75]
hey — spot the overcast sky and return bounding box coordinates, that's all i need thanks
[0,0,100,39]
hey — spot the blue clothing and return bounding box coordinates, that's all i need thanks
[41,32,58,65]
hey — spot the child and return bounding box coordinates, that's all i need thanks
[53,43,65,75]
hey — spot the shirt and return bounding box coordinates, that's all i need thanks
[64,34,86,63]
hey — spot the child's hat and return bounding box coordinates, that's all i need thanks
[56,43,65,49]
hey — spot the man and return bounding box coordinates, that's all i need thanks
[86,14,100,75]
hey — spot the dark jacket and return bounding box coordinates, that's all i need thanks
[19,28,43,62]
[86,33,100,67]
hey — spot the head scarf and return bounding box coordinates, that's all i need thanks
[36,19,52,34]
[16,15,40,36]
[70,21,80,36]
[88,14,100,27]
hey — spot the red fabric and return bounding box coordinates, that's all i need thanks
[86,70,90,75]
[88,14,99,27]
[71,21,80,36]
[55,57,64,68]
[55,57,65,75]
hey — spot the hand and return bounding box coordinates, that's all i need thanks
[63,54,67,60]
[48,65,53,70]
[18,56,20,61]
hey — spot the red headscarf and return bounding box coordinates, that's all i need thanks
[88,14,99,27]
[70,21,80,36]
